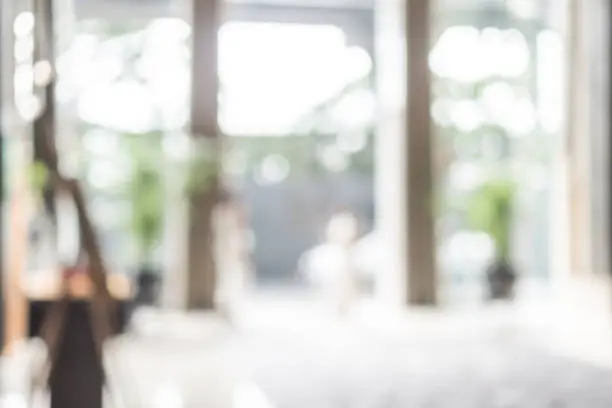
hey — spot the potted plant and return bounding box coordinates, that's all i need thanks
[128,135,220,307]
[127,137,165,306]
[469,177,517,300]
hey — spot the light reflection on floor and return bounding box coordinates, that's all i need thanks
[2,287,612,407]
[0,394,27,408]
[233,383,275,408]
[152,384,184,408]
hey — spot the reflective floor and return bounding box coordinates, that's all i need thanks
[2,288,612,408]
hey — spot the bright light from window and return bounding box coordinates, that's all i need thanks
[430,26,483,82]
[480,81,516,124]
[430,26,529,82]
[78,80,156,133]
[450,99,484,132]
[506,98,537,135]
[82,128,121,156]
[219,22,371,136]
[431,97,453,127]
[537,29,564,133]
[256,154,291,185]
[65,20,373,136]
[330,89,376,129]
[14,12,34,38]
[506,0,539,19]
[337,130,368,154]
[319,145,349,172]
[14,36,34,63]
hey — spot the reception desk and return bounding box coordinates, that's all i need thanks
[23,271,133,337]
[3,270,134,343]
[20,271,134,408]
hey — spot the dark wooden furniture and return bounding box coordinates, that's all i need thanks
[24,273,132,408]
[28,300,130,408]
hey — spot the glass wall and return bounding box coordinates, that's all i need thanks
[56,17,189,275]
[53,4,378,298]
[431,0,567,303]
[218,20,376,288]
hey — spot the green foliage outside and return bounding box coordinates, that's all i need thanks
[28,160,49,201]
[181,138,220,197]
[124,132,164,267]
[468,178,516,260]
[124,133,222,267]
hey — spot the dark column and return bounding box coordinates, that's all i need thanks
[33,0,58,219]
[405,0,436,305]
[375,0,437,306]
[186,0,221,309]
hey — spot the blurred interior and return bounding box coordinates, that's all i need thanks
[1,0,612,406]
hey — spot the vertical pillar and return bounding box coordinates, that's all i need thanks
[161,157,189,309]
[585,0,611,277]
[3,0,28,353]
[33,0,57,218]
[375,0,436,306]
[187,0,221,309]
[405,0,436,304]
[0,0,5,352]
[566,0,593,278]
[604,0,612,279]
[374,0,408,307]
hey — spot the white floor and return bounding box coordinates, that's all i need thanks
[2,282,612,408]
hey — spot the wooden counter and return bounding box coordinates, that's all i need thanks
[22,271,133,301]
[4,271,133,351]
[24,271,133,338]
